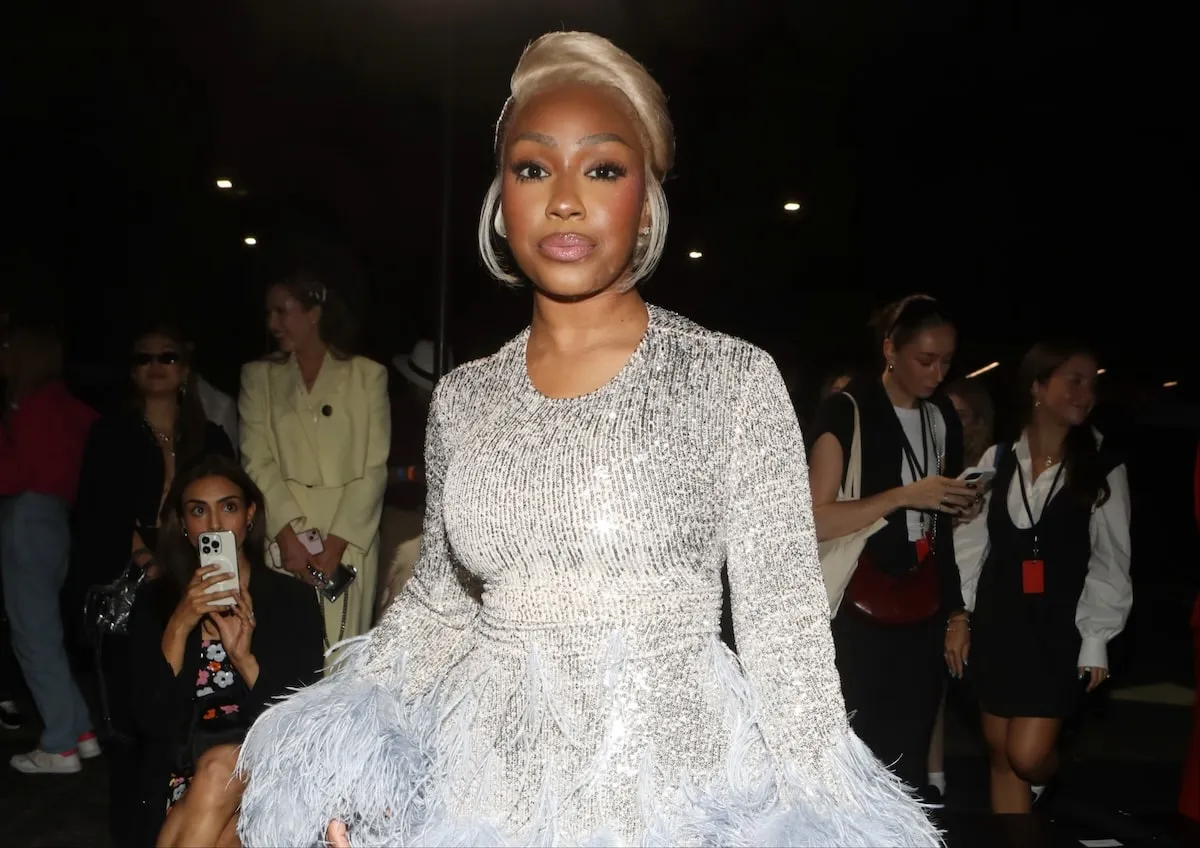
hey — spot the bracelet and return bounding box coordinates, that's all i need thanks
[946,618,970,632]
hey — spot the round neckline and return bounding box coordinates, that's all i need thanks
[521,304,656,403]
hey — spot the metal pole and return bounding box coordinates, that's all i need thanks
[434,21,454,384]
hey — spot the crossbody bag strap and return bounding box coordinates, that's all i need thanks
[840,392,865,501]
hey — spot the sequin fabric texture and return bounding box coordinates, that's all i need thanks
[238,304,939,847]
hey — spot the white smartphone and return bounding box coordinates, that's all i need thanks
[198,530,239,607]
[298,528,324,556]
[958,466,997,488]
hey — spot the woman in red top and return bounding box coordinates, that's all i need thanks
[0,320,100,774]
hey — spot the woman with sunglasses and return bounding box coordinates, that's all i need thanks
[71,322,233,848]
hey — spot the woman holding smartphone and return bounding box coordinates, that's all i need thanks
[130,455,323,847]
[239,259,390,652]
[807,295,977,796]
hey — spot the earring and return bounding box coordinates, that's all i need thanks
[639,226,651,237]
[247,519,254,531]
[181,526,188,538]
[887,361,895,372]
[1034,399,1041,408]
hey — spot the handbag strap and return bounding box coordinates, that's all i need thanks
[839,392,865,501]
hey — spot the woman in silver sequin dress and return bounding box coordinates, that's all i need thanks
[236,32,940,848]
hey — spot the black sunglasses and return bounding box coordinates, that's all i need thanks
[132,351,182,366]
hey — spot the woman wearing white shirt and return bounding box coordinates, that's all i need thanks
[950,340,1132,814]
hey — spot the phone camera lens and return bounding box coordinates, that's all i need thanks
[201,545,211,554]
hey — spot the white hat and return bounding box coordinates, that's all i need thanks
[393,340,451,391]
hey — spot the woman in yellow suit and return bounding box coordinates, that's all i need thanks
[239,271,390,657]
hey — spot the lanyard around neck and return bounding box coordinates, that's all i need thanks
[1014,459,1066,558]
[899,403,931,481]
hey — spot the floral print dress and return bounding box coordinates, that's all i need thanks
[166,639,242,812]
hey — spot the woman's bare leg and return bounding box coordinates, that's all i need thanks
[927,683,947,792]
[156,744,245,847]
[215,811,241,848]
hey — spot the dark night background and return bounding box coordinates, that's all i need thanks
[4,1,1192,405]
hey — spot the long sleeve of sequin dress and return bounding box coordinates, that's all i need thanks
[361,383,480,696]
[236,305,940,848]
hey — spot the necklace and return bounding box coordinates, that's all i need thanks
[146,421,176,458]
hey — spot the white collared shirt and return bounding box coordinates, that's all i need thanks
[954,430,1132,670]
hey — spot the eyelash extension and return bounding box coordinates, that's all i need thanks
[510,160,546,183]
[588,161,628,181]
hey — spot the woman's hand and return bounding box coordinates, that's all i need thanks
[276,526,316,583]
[953,491,987,526]
[327,820,350,847]
[944,612,971,679]
[211,583,255,668]
[1079,665,1109,693]
[309,535,349,582]
[168,565,238,634]
[903,476,977,516]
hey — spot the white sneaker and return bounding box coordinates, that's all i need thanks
[10,748,82,774]
[77,733,102,760]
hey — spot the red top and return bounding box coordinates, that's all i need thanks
[0,381,98,505]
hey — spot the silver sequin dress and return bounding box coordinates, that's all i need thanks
[237,305,940,847]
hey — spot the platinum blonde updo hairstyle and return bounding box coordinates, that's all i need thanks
[478,31,675,291]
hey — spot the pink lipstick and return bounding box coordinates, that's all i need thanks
[538,233,596,262]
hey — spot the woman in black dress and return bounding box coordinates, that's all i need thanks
[955,340,1132,813]
[70,323,234,846]
[130,454,324,846]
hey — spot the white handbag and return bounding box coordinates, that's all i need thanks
[818,392,888,617]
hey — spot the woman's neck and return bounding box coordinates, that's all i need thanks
[143,395,178,433]
[881,370,918,409]
[1026,414,1069,469]
[529,289,647,354]
[294,342,328,389]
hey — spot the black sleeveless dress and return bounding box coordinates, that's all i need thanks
[971,446,1118,718]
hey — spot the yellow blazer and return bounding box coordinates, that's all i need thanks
[238,353,391,557]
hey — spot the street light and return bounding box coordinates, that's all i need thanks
[783,201,802,212]
[216,179,233,190]
[244,236,257,246]
[1164,380,1178,388]
[688,250,703,259]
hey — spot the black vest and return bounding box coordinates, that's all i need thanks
[975,445,1116,633]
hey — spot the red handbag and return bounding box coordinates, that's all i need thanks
[846,543,941,625]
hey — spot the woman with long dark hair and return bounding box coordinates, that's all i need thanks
[130,454,323,847]
[955,340,1132,813]
[71,322,234,846]
[239,262,390,653]
[807,294,977,797]
[74,322,235,585]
